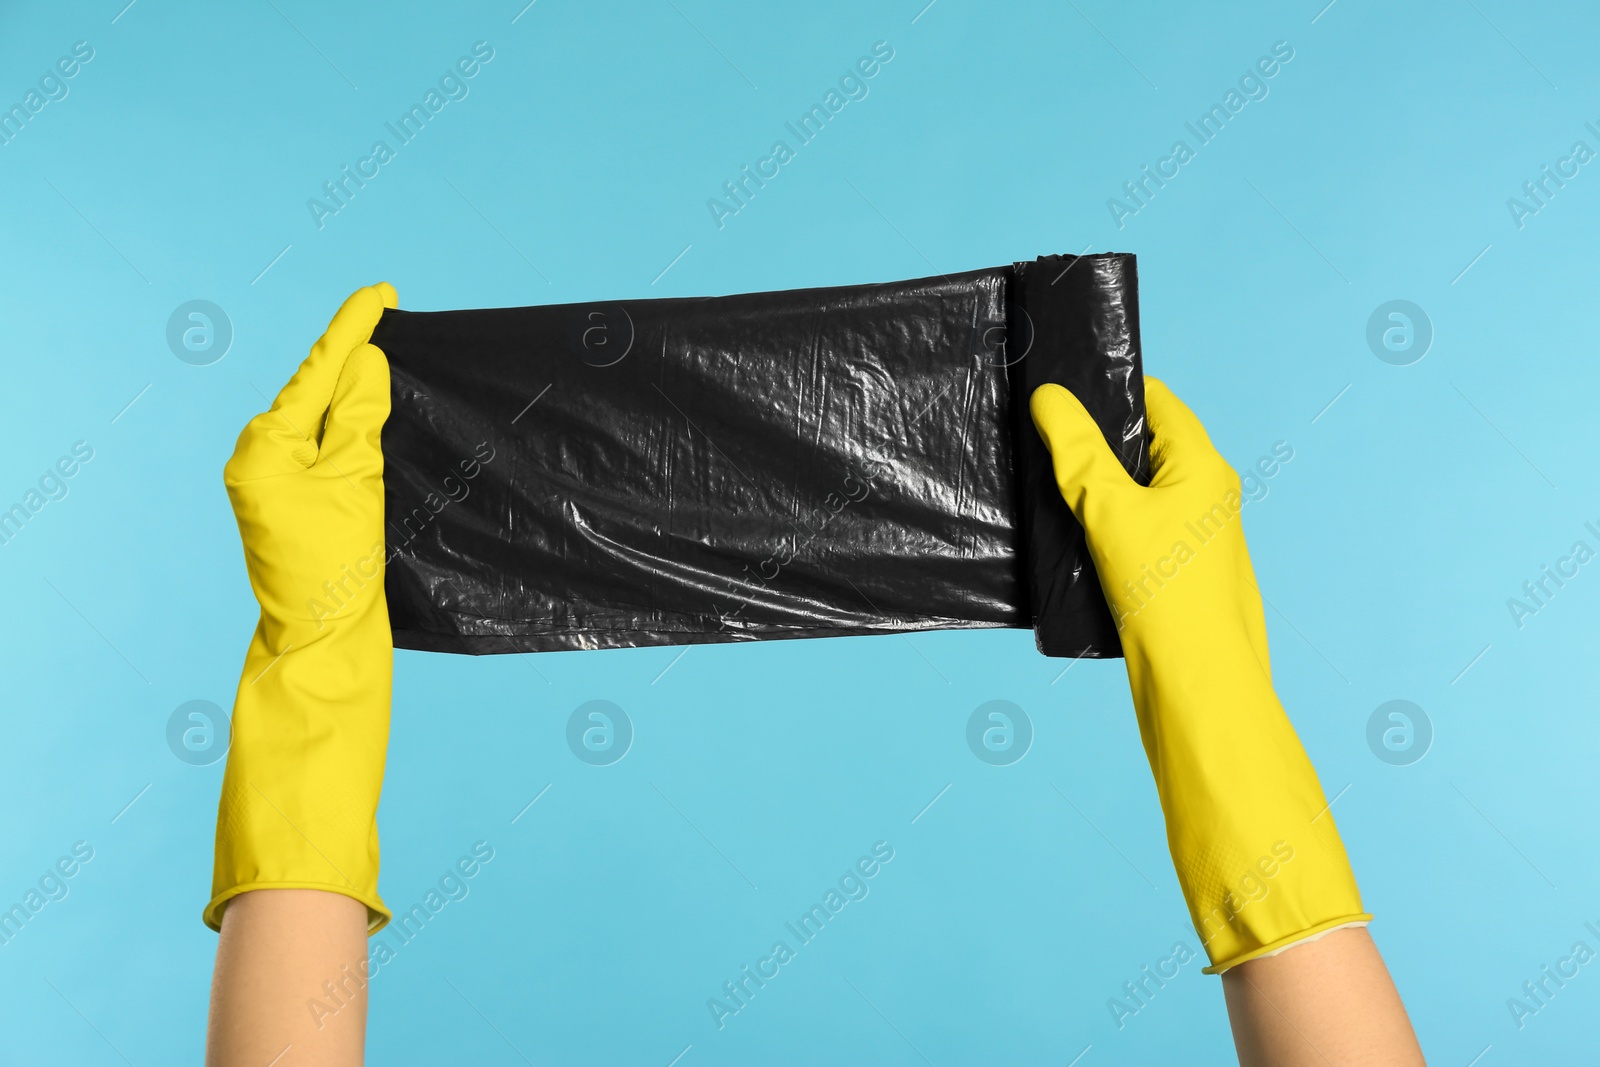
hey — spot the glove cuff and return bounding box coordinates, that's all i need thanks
[203,880,392,935]
[1202,915,1372,974]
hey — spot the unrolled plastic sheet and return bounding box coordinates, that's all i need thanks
[370,252,1149,658]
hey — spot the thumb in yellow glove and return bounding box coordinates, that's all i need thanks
[1031,378,1369,973]
[205,283,398,933]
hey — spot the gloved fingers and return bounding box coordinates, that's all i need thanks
[1143,378,1225,488]
[225,285,396,483]
[225,409,313,483]
[318,343,390,478]
[267,284,397,452]
[1030,384,1134,522]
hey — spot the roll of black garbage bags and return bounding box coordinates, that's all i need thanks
[371,252,1149,658]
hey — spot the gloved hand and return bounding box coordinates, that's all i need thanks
[1031,378,1369,973]
[204,283,398,934]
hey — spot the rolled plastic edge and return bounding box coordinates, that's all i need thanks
[1010,252,1149,658]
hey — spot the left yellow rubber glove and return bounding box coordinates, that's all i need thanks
[204,283,397,933]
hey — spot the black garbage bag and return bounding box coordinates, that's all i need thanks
[371,252,1148,658]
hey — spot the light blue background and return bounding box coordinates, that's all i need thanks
[2,1,1596,1063]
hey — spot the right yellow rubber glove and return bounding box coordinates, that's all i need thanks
[205,284,397,934]
[1031,378,1369,973]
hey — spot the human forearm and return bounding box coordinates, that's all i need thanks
[1222,927,1425,1066]
[207,889,370,1067]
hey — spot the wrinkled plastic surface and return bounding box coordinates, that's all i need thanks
[371,253,1148,657]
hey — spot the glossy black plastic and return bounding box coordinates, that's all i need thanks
[371,253,1147,657]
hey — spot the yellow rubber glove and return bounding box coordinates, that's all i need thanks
[204,283,398,934]
[1031,378,1369,973]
